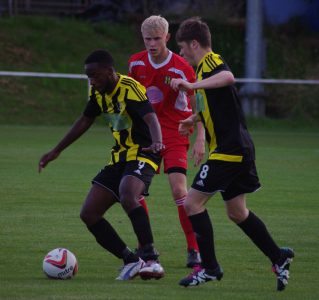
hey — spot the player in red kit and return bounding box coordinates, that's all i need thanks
[128,15,205,267]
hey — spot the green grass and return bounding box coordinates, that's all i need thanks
[1,16,319,125]
[1,16,318,299]
[0,16,141,73]
[0,16,143,125]
[0,125,319,299]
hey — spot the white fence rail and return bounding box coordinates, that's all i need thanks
[1,70,317,118]
[1,71,319,85]
[0,71,86,79]
[235,78,319,85]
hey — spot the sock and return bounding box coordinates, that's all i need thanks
[136,243,159,261]
[87,218,127,259]
[122,247,139,264]
[189,210,219,270]
[237,211,281,263]
[138,196,149,215]
[175,196,199,251]
[128,206,154,247]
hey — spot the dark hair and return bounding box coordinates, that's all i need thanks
[176,17,211,48]
[84,49,114,67]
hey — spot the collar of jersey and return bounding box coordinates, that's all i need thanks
[148,50,172,69]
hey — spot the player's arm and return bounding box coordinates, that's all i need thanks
[189,94,205,166]
[178,114,201,137]
[38,115,95,172]
[142,112,165,153]
[125,82,165,153]
[193,70,235,89]
[171,70,235,91]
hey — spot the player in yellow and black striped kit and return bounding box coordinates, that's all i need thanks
[39,49,165,281]
[170,17,294,291]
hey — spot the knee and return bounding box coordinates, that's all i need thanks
[183,202,192,215]
[79,208,89,225]
[80,208,98,227]
[227,209,249,224]
[183,199,202,216]
[171,186,187,201]
[121,199,135,213]
[120,193,139,213]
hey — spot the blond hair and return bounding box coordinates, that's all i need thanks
[141,15,169,35]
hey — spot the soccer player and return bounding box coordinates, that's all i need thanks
[38,49,165,281]
[128,15,205,268]
[170,17,294,291]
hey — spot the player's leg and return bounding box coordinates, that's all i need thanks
[179,187,223,287]
[225,194,282,260]
[223,160,294,291]
[80,183,128,258]
[137,159,162,217]
[136,162,165,250]
[80,183,143,279]
[225,193,283,260]
[225,194,294,290]
[80,165,143,280]
[164,143,200,267]
[120,161,164,280]
[120,174,155,248]
[167,171,200,267]
[179,160,239,287]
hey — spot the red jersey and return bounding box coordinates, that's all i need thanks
[128,50,196,140]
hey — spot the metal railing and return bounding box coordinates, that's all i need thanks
[1,70,318,118]
[1,70,318,85]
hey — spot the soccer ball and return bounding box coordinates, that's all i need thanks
[43,248,78,279]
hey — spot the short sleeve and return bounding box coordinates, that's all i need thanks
[125,99,154,118]
[83,98,101,118]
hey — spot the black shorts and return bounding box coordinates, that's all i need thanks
[191,160,261,201]
[92,161,156,200]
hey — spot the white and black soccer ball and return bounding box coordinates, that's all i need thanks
[43,248,78,279]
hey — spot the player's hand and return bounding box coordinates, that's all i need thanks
[179,122,192,136]
[142,141,165,154]
[170,78,192,92]
[178,115,197,136]
[38,150,60,173]
[191,138,205,167]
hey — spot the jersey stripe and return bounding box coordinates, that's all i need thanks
[168,67,188,80]
[86,74,160,169]
[196,52,255,162]
[121,78,147,101]
[129,60,145,73]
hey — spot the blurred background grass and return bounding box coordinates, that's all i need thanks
[0,15,318,127]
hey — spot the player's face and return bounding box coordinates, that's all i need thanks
[142,29,169,60]
[85,63,114,94]
[178,41,196,66]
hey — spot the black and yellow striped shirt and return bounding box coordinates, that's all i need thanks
[83,74,160,170]
[196,52,255,162]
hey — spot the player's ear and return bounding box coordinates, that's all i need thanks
[191,40,198,49]
[166,32,171,43]
[104,66,114,75]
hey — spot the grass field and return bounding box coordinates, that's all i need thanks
[0,125,319,300]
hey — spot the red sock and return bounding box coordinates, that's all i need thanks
[138,196,149,215]
[176,196,199,251]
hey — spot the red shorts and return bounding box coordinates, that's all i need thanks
[159,140,189,174]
